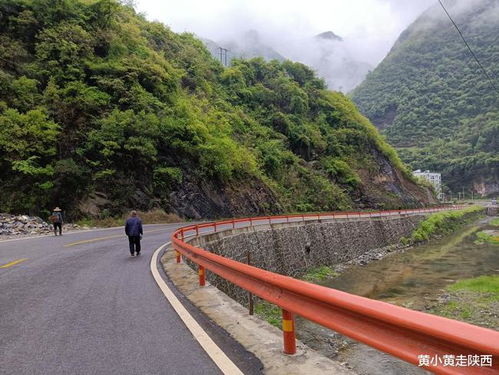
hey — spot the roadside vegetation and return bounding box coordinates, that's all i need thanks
[254,266,339,328]
[402,206,485,244]
[254,301,281,329]
[301,265,338,283]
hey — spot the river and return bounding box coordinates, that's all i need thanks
[295,218,499,374]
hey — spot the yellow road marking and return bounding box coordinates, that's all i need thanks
[64,234,122,247]
[64,228,167,247]
[0,258,28,268]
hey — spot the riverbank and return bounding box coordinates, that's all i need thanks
[430,275,499,329]
[429,218,499,330]
[402,204,485,244]
[292,215,498,374]
[252,207,488,337]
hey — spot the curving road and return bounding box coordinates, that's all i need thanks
[0,224,261,375]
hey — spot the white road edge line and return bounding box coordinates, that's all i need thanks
[150,242,244,375]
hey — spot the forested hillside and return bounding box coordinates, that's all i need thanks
[352,0,499,196]
[0,0,432,219]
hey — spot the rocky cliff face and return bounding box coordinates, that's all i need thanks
[168,176,281,219]
[355,147,436,209]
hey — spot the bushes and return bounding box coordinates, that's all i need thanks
[0,0,426,217]
[408,206,485,243]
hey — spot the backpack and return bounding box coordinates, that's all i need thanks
[49,213,61,223]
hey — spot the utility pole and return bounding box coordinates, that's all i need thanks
[218,47,229,67]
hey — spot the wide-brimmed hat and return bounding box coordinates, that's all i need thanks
[53,207,62,212]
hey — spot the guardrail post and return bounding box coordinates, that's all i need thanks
[282,309,296,354]
[247,251,254,315]
[249,217,253,227]
[196,225,199,236]
[214,222,217,232]
[232,219,235,229]
[268,217,271,225]
[176,231,184,263]
[198,265,205,286]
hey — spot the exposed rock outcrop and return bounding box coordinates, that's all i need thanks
[0,214,52,236]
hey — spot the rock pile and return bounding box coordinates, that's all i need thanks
[0,214,53,237]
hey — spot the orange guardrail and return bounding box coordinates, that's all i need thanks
[171,206,499,374]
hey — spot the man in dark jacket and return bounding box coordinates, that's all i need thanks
[125,211,143,256]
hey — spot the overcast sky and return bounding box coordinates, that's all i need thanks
[135,0,437,65]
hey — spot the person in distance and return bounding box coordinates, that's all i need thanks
[125,210,143,257]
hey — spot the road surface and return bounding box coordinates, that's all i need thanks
[0,224,261,375]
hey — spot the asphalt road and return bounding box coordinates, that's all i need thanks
[0,224,259,375]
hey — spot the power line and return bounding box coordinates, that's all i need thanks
[438,0,499,93]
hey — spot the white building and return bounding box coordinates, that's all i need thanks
[413,170,442,199]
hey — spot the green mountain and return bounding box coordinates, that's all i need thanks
[352,0,499,197]
[0,0,432,219]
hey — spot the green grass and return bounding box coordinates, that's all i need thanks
[302,266,338,282]
[254,301,281,329]
[439,298,481,320]
[474,231,499,245]
[408,206,485,243]
[432,275,499,328]
[490,218,499,227]
[448,275,499,296]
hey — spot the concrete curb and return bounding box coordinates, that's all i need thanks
[161,246,355,375]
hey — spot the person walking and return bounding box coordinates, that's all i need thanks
[125,210,143,256]
[50,207,63,236]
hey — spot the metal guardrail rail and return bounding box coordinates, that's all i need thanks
[171,206,499,374]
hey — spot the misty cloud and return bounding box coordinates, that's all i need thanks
[135,0,438,91]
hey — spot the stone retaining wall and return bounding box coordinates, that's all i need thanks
[186,215,425,305]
